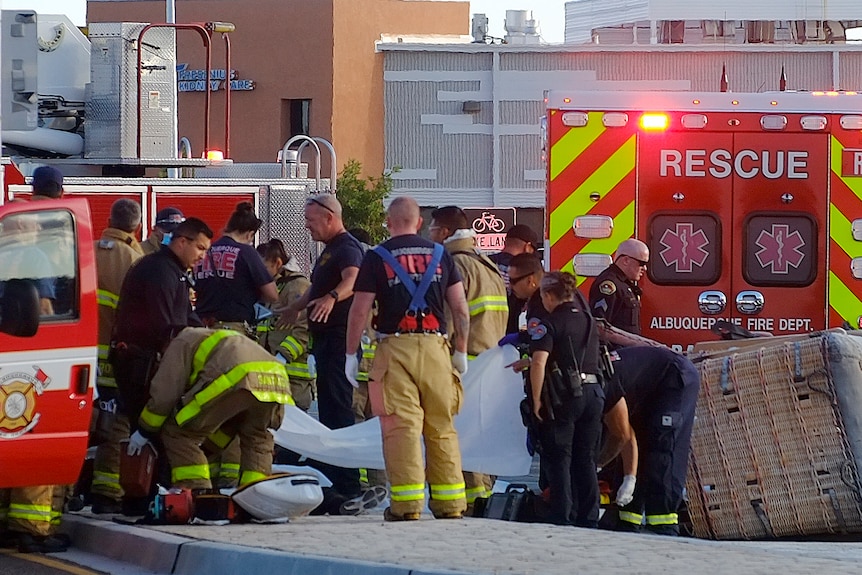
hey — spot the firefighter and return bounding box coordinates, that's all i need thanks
[606,346,699,536]
[278,194,364,506]
[90,199,145,514]
[111,217,213,513]
[193,201,278,332]
[428,206,508,511]
[489,224,539,334]
[128,327,293,491]
[0,166,68,553]
[527,271,605,527]
[256,238,315,411]
[589,239,649,335]
[346,196,470,521]
[141,207,185,255]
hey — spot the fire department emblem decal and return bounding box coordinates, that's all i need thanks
[659,223,710,273]
[755,224,805,274]
[0,367,51,438]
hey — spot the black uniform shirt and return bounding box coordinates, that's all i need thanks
[610,346,699,422]
[354,235,461,334]
[529,300,601,376]
[589,263,642,335]
[114,246,202,352]
[308,231,364,334]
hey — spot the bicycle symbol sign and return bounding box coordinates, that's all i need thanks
[472,212,506,233]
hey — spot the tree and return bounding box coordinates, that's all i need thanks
[336,159,395,244]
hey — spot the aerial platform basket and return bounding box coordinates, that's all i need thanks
[686,330,862,540]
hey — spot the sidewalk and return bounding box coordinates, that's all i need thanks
[63,510,862,575]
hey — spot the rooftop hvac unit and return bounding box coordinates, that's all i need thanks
[471,13,488,43]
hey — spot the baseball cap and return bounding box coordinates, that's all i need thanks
[155,207,186,232]
[506,224,539,248]
[31,166,64,195]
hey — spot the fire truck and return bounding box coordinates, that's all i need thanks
[0,11,328,487]
[545,90,862,352]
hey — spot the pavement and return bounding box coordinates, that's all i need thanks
[61,508,862,575]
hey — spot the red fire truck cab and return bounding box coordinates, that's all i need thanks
[0,197,97,487]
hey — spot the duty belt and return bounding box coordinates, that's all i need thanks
[581,373,599,384]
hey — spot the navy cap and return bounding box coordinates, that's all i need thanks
[31,166,64,196]
[155,207,185,231]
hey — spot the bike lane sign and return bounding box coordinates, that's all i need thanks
[464,208,516,252]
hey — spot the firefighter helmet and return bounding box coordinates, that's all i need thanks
[231,473,324,521]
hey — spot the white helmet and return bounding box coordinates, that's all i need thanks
[231,473,324,521]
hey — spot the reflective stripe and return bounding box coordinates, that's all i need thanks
[98,344,110,360]
[140,406,168,430]
[646,512,678,526]
[177,360,293,425]
[219,463,240,479]
[239,470,268,486]
[360,342,376,360]
[467,295,509,317]
[189,330,242,384]
[467,354,477,361]
[92,471,121,490]
[359,469,369,483]
[285,362,313,378]
[97,344,117,387]
[430,482,466,501]
[619,510,644,525]
[208,429,234,449]
[391,483,426,502]
[9,503,53,523]
[280,336,304,361]
[464,485,488,503]
[97,289,119,309]
[172,464,211,483]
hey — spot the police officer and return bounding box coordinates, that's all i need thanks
[589,238,649,335]
[428,206,508,508]
[345,196,470,521]
[606,346,699,535]
[130,328,293,490]
[141,207,185,255]
[528,271,605,527]
[90,199,144,514]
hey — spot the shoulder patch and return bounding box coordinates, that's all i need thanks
[598,280,616,296]
[98,239,116,250]
[527,318,548,340]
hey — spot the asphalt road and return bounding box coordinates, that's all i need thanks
[0,549,105,575]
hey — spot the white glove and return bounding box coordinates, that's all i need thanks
[616,474,637,507]
[451,351,469,376]
[345,354,360,389]
[127,430,150,457]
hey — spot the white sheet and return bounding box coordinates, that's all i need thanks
[272,345,532,476]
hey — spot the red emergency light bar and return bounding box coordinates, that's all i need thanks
[640,113,669,131]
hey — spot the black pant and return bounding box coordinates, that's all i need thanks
[311,331,361,498]
[540,383,605,527]
[620,374,699,535]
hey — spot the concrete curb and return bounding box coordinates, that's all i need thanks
[63,515,473,575]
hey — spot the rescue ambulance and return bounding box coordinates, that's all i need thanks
[545,90,862,352]
[0,197,97,487]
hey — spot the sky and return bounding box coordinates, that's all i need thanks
[8,0,568,43]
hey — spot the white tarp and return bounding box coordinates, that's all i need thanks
[272,345,532,476]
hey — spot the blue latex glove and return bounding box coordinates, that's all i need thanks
[498,333,520,347]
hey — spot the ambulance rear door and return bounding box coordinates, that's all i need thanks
[638,112,828,350]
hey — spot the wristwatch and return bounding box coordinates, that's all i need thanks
[328,290,339,301]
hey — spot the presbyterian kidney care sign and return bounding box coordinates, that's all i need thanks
[659,149,809,179]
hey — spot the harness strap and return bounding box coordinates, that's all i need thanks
[373,243,444,314]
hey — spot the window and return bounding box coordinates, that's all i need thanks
[648,213,721,285]
[743,213,816,287]
[281,98,311,143]
[0,210,78,319]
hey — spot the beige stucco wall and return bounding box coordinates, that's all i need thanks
[86,0,467,175]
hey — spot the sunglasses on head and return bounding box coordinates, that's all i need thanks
[306,196,335,214]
